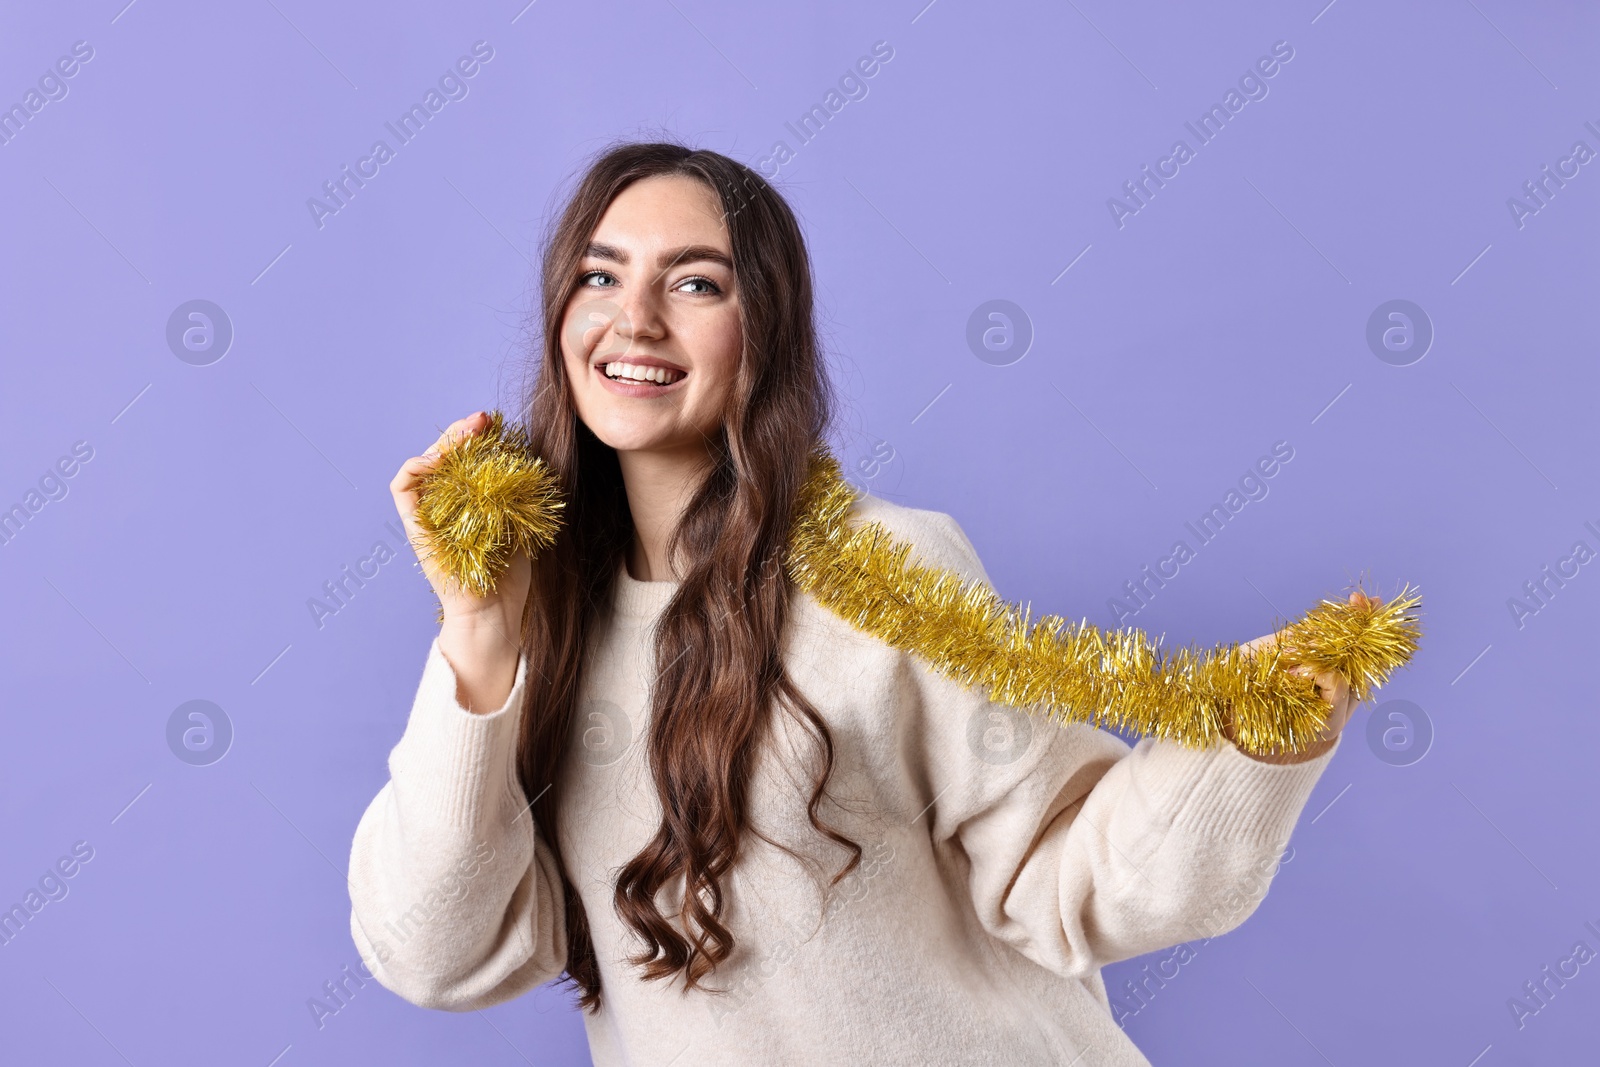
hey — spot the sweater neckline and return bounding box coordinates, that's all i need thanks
[611,555,678,619]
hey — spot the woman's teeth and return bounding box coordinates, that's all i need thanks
[604,361,684,386]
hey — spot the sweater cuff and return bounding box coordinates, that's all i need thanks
[388,636,531,834]
[1135,731,1342,847]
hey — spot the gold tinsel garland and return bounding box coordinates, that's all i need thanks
[414,412,1424,756]
[412,410,566,604]
[785,445,1422,756]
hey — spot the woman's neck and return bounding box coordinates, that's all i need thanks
[617,444,713,582]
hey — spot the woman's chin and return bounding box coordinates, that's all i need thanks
[589,421,699,457]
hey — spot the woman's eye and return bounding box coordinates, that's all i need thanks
[678,276,721,295]
[580,270,616,288]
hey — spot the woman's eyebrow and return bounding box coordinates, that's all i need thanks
[584,242,733,271]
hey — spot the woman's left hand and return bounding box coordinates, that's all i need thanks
[1226,590,1383,765]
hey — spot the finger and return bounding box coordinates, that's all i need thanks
[1314,671,1354,722]
[1239,630,1282,657]
[1349,589,1385,610]
[1334,676,1357,727]
[1290,664,1343,704]
[425,421,469,457]
[395,452,443,479]
[390,452,445,497]
[427,411,490,457]
[390,443,464,543]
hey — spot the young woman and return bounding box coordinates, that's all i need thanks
[348,141,1360,1066]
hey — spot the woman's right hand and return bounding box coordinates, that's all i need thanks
[391,411,533,710]
[1227,590,1379,763]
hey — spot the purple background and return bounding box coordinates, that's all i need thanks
[2,1,1596,1064]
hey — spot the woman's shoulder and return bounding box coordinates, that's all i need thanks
[846,490,992,588]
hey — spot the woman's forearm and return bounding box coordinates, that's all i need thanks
[438,615,523,714]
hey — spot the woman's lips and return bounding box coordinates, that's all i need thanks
[594,362,688,397]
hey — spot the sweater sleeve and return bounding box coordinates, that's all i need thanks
[346,635,569,1010]
[904,509,1341,980]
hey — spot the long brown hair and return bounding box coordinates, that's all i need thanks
[512,140,861,1012]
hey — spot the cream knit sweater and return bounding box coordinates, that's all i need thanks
[347,492,1341,1066]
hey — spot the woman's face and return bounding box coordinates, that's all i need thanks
[560,173,742,457]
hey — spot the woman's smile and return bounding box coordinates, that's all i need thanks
[594,356,690,398]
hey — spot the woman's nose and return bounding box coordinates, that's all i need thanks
[615,284,666,342]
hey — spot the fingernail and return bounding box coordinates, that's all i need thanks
[422,448,439,459]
